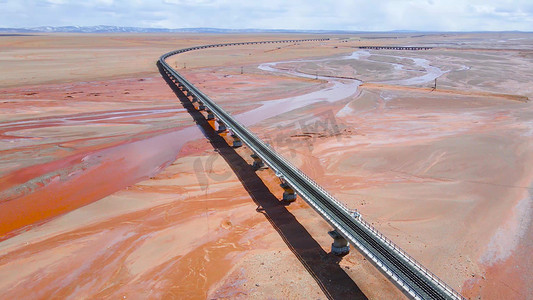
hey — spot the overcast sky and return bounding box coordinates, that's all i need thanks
[1,0,532,31]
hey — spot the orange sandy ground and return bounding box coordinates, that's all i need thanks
[1,33,533,299]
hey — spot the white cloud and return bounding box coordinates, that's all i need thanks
[95,0,114,5]
[46,0,68,4]
[0,0,532,31]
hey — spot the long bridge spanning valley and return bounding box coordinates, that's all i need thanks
[158,39,463,300]
[359,46,433,50]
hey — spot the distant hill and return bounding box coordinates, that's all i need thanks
[0,26,528,34]
[0,25,355,34]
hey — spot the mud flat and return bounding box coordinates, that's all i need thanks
[1,32,532,299]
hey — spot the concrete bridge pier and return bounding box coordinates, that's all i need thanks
[251,153,266,169]
[198,102,206,111]
[206,110,214,120]
[231,133,242,147]
[328,229,350,256]
[280,181,297,202]
[217,121,227,132]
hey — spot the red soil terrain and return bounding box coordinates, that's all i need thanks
[0,77,192,240]
[1,33,532,299]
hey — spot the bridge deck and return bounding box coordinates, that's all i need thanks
[359,46,433,50]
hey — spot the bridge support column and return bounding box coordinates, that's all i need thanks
[251,153,266,169]
[198,102,206,111]
[328,229,350,256]
[280,182,297,202]
[206,110,214,120]
[231,134,242,147]
[217,121,227,132]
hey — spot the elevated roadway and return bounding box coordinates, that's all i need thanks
[359,46,432,50]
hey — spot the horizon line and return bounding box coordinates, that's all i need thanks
[0,25,531,34]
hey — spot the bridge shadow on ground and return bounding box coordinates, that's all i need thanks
[157,62,367,300]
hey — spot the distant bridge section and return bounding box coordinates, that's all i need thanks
[158,38,463,300]
[359,46,433,50]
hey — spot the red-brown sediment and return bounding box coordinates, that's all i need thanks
[1,33,532,299]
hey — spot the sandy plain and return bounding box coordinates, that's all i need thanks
[0,32,532,299]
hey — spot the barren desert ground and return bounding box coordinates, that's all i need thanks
[0,32,532,299]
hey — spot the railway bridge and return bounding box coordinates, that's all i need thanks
[158,39,463,300]
[359,46,433,50]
